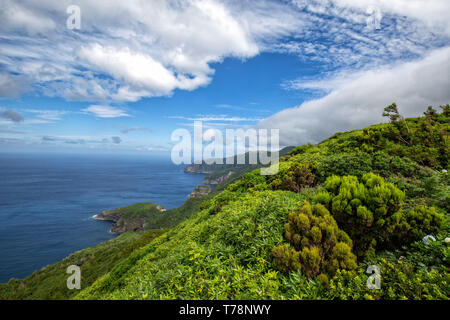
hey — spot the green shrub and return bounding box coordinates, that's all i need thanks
[394,206,445,245]
[327,250,449,300]
[316,152,373,181]
[288,144,314,156]
[271,245,300,273]
[399,171,450,212]
[316,173,445,256]
[272,201,357,279]
[200,189,238,215]
[371,151,430,178]
[354,104,450,169]
[227,170,268,192]
[270,162,316,192]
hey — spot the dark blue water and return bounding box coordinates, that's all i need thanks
[0,152,206,283]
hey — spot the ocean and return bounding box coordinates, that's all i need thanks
[0,152,206,283]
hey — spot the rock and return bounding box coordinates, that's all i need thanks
[184,165,213,174]
[94,203,166,234]
[93,210,121,222]
[189,185,211,198]
[156,205,167,212]
[110,218,146,234]
[202,171,233,185]
[422,235,436,245]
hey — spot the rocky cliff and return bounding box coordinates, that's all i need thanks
[189,185,211,198]
[94,204,167,234]
[202,171,233,184]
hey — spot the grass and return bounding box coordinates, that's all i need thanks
[0,229,165,300]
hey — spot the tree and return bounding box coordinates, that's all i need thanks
[383,103,412,145]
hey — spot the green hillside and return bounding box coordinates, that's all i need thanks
[0,230,165,300]
[2,104,449,300]
[75,104,448,300]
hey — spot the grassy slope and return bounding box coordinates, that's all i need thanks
[0,230,164,300]
[75,108,449,300]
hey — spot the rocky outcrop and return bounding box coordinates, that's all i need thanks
[94,204,167,234]
[189,185,211,198]
[156,205,167,212]
[93,210,121,222]
[110,218,146,234]
[202,171,233,185]
[184,165,213,174]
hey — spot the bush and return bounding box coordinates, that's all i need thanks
[200,189,239,215]
[316,152,373,181]
[228,170,268,192]
[327,249,449,300]
[271,162,316,192]
[288,144,314,156]
[371,151,429,178]
[354,104,450,169]
[316,173,445,256]
[272,201,357,279]
[394,206,445,245]
[399,171,450,212]
[272,245,300,273]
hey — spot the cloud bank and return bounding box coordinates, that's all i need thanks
[258,46,450,146]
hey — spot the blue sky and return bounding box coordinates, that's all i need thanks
[0,0,449,154]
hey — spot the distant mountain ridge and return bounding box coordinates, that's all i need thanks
[184,147,295,174]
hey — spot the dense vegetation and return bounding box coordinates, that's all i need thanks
[316,173,444,256]
[1,104,448,300]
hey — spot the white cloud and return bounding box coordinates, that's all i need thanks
[77,44,211,100]
[0,0,56,35]
[82,105,130,118]
[0,0,303,102]
[258,46,450,146]
[0,73,29,98]
[0,0,448,106]
[271,0,450,70]
[24,109,67,121]
[330,0,450,34]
